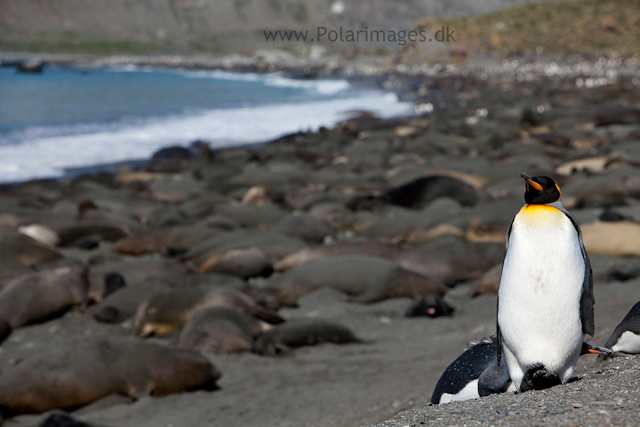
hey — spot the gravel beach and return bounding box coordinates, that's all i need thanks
[1,56,640,427]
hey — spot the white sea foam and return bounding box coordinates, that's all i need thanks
[176,69,351,95]
[108,67,351,95]
[0,91,413,183]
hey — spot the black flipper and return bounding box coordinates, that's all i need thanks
[562,210,595,336]
[478,363,511,397]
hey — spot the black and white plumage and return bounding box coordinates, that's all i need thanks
[604,301,640,355]
[497,174,595,392]
[431,336,512,404]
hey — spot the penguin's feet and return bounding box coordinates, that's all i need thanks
[521,364,561,392]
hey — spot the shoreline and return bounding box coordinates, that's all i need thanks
[2,50,640,80]
[2,46,640,427]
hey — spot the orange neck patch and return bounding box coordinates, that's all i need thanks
[517,204,566,227]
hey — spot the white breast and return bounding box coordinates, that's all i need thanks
[498,205,585,372]
[611,331,640,354]
[439,379,479,404]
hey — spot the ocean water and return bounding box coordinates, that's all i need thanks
[0,65,414,183]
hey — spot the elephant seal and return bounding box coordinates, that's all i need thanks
[197,247,273,278]
[0,229,61,280]
[268,255,446,306]
[275,240,502,284]
[0,261,88,327]
[112,226,217,256]
[135,287,283,337]
[272,213,334,243]
[348,174,480,210]
[179,307,267,355]
[88,257,191,299]
[253,319,362,355]
[582,221,640,257]
[0,339,221,417]
[474,263,502,296]
[274,241,404,272]
[405,295,455,318]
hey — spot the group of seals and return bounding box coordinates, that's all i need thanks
[178,309,362,357]
[134,287,283,337]
[268,255,446,306]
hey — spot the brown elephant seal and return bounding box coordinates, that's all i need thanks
[112,226,218,256]
[197,247,273,278]
[272,213,334,243]
[91,286,155,324]
[474,263,502,296]
[275,241,408,272]
[135,287,283,337]
[275,240,502,284]
[0,261,88,327]
[0,317,11,345]
[87,257,191,299]
[0,339,221,417]
[182,229,306,265]
[0,229,62,280]
[268,255,446,306]
[581,221,640,257]
[253,319,362,355]
[179,307,268,355]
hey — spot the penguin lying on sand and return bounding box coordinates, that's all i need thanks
[498,173,596,392]
[604,301,640,355]
[431,336,511,404]
[431,337,611,404]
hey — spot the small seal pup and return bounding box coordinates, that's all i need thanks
[253,319,362,356]
[179,307,267,355]
[498,174,594,392]
[135,287,283,337]
[405,295,454,318]
[603,301,640,355]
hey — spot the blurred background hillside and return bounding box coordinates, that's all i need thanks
[0,0,607,58]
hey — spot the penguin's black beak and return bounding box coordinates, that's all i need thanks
[521,173,543,191]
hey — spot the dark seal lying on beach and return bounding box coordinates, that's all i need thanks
[0,339,221,418]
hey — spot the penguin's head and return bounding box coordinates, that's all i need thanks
[521,173,562,205]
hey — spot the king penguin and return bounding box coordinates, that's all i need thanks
[604,301,640,355]
[497,173,594,392]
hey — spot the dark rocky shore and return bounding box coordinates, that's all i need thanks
[2,59,640,427]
